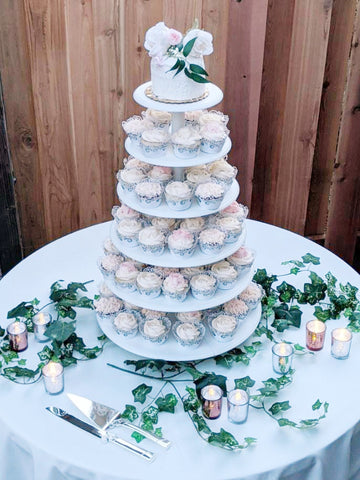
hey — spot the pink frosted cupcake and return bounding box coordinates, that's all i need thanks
[168,229,197,257]
[162,273,189,302]
[98,254,123,278]
[223,298,249,320]
[199,228,226,255]
[227,247,255,273]
[200,122,229,153]
[112,204,141,223]
[148,166,173,185]
[195,181,225,210]
[114,262,139,291]
[220,202,249,221]
[122,115,154,146]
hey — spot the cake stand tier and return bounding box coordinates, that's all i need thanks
[133,81,223,112]
[124,137,231,168]
[110,221,246,268]
[117,180,239,219]
[103,267,253,313]
[96,304,261,362]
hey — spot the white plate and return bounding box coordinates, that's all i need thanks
[96,304,261,361]
[110,221,246,268]
[133,81,224,112]
[117,180,240,219]
[124,137,232,168]
[103,268,253,313]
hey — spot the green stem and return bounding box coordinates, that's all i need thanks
[107,363,194,382]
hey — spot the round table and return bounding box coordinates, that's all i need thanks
[1,220,360,480]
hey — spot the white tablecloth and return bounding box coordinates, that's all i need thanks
[1,220,360,480]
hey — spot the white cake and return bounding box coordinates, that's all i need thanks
[144,22,213,103]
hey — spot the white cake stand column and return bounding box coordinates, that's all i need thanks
[172,112,185,181]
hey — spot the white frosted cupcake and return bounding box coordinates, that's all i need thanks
[142,109,171,130]
[185,110,204,127]
[186,166,211,188]
[181,266,206,279]
[223,298,249,320]
[138,226,165,255]
[97,281,114,298]
[94,295,123,320]
[114,262,139,291]
[117,168,146,194]
[176,311,203,323]
[113,310,140,337]
[116,218,142,247]
[171,126,202,159]
[208,314,238,342]
[239,282,264,309]
[162,273,189,302]
[103,237,121,255]
[123,155,151,172]
[98,254,123,277]
[136,271,162,298]
[227,247,255,272]
[209,160,237,191]
[139,316,171,344]
[172,321,205,348]
[122,115,154,146]
[151,216,177,233]
[200,122,229,153]
[220,201,249,221]
[195,182,225,210]
[190,273,217,300]
[179,217,206,235]
[199,110,229,126]
[112,204,141,223]
[148,166,173,185]
[165,181,193,211]
[135,181,163,208]
[211,261,238,290]
[215,216,243,243]
[199,228,226,255]
[141,308,165,320]
[168,229,197,257]
[141,129,169,157]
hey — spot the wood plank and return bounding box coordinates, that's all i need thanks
[0,0,46,255]
[325,3,360,264]
[306,0,358,236]
[24,0,79,241]
[163,0,203,32]
[224,0,268,209]
[252,0,332,234]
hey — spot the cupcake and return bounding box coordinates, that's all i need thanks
[190,273,217,300]
[195,182,225,210]
[103,237,121,255]
[94,296,123,320]
[211,261,238,290]
[227,247,255,273]
[208,314,238,342]
[113,310,140,337]
[98,254,123,277]
[136,271,162,298]
[123,301,141,311]
[97,282,114,298]
[116,218,143,247]
[168,229,197,257]
[142,109,171,130]
[223,298,249,319]
[200,122,229,153]
[209,160,237,191]
[141,308,165,320]
[165,181,193,211]
[215,216,243,243]
[123,156,151,172]
[122,115,154,146]
[179,217,206,235]
[181,266,206,279]
[171,126,202,159]
[176,311,203,323]
[117,168,146,194]
[148,166,173,185]
[141,129,169,157]
[138,226,166,255]
[162,273,189,302]
[139,316,171,344]
[134,180,163,208]
[172,321,205,348]
[153,266,180,277]
[184,110,204,127]
[199,228,226,255]
[112,204,141,223]
[199,110,229,126]
[114,262,139,291]
[151,216,177,233]
[239,282,264,309]
[220,201,249,221]
[186,166,211,188]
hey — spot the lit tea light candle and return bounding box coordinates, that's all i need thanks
[227,389,249,424]
[306,320,326,351]
[33,312,52,342]
[201,385,223,419]
[7,321,28,352]
[42,361,64,395]
[272,342,294,374]
[331,327,352,359]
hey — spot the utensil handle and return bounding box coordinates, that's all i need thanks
[122,423,171,449]
[108,433,156,462]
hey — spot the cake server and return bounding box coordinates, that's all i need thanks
[46,406,155,462]
[67,392,171,449]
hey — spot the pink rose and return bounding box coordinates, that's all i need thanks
[167,28,182,46]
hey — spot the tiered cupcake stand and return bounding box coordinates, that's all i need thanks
[97,82,261,361]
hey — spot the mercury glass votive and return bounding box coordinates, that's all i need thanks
[42,361,64,395]
[32,312,52,342]
[7,321,28,352]
[331,328,352,359]
[306,320,326,351]
[227,389,249,424]
[201,385,223,420]
[272,342,294,374]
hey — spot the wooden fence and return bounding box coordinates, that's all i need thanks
[0,0,359,273]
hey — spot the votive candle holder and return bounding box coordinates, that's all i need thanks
[227,389,249,424]
[33,312,52,342]
[201,385,223,420]
[272,342,294,375]
[331,327,352,359]
[42,361,64,395]
[306,320,326,351]
[7,321,28,352]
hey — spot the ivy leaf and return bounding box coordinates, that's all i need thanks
[189,63,208,76]
[191,413,211,434]
[269,401,291,416]
[278,418,297,428]
[272,304,302,331]
[348,312,360,332]
[313,306,331,322]
[234,376,256,391]
[277,282,296,302]
[142,406,159,426]
[302,253,320,265]
[121,404,138,422]
[132,383,152,404]
[183,37,197,57]
[124,359,167,372]
[131,431,145,443]
[155,394,178,413]
[244,437,257,446]
[290,267,301,275]
[281,260,305,267]
[185,366,205,380]
[303,272,327,305]
[299,419,319,428]
[44,321,76,343]
[255,324,274,340]
[194,373,227,398]
[7,301,36,319]
[37,345,53,362]
[2,366,39,381]
[183,386,201,412]
[312,399,322,411]
[208,429,239,448]
[253,268,278,295]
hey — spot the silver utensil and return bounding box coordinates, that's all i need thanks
[67,393,171,449]
[46,406,155,462]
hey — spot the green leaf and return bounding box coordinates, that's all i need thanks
[253,268,278,295]
[189,63,209,76]
[234,376,256,391]
[281,260,305,267]
[312,399,322,411]
[184,68,210,83]
[348,312,360,332]
[208,429,239,448]
[174,60,185,76]
[183,386,201,412]
[194,373,227,398]
[37,345,53,362]
[244,437,257,446]
[302,253,320,265]
[2,366,39,380]
[191,413,211,434]
[269,401,291,416]
[132,383,152,404]
[155,394,178,413]
[278,418,297,428]
[7,301,35,319]
[121,404,139,422]
[44,321,76,343]
[131,431,145,443]
[290,267,301,275]
[277,282,296,303]
[185,366,205,380]
[142,406,158,425]
[313,306,331,322]
[183,37,197,57]
[272,304,302,332]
